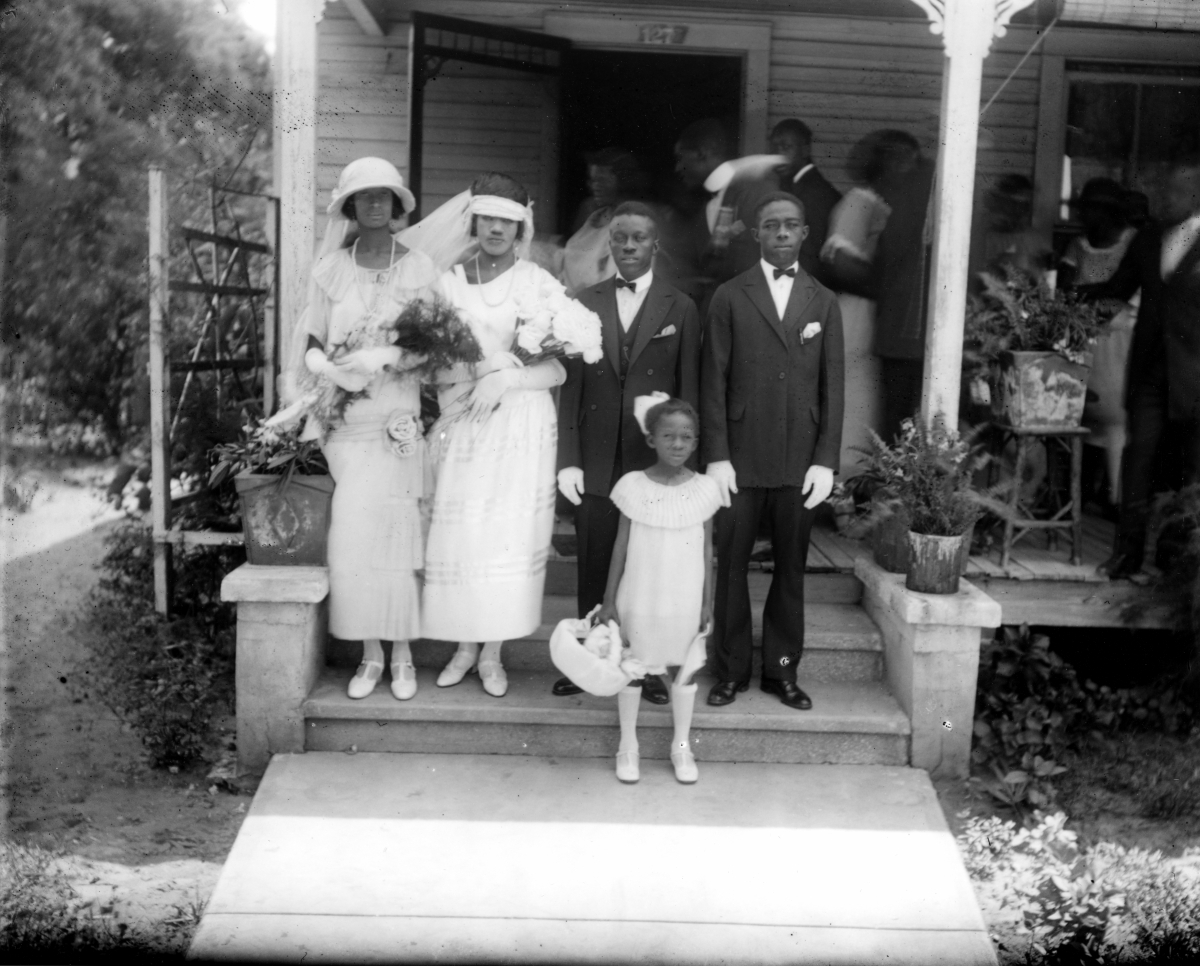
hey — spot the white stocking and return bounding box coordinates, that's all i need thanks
[390,640,412,666]
[362,639,384,665]
[670,680,697,753]
[617,685,641,754]
[479,640,503,665]
[452,641,480,664]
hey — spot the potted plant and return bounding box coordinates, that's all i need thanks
[965,268,1107,430]
[861,419,984,594]
[209,422,332,566]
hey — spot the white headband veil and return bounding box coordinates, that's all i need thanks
[396,189,535,274]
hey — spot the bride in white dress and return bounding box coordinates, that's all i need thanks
[411,173,567,698]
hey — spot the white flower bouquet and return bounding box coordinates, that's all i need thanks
[511,287,603,365]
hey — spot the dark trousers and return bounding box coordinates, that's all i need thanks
[713,486,814,684]
[880,357,924,442]
[1115,385,1200,560]
[575,493,621,618]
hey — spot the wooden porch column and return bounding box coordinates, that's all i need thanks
[909,0,1037,427]
[274,0,327,390]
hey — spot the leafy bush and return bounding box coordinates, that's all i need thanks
[973,627,1195,812]
[959,812,1200,965]
[70,522,243,768]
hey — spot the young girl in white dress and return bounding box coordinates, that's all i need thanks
[597,396,722,784]
[418,173,567,698]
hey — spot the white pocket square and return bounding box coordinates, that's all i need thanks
[652,325,677,339]
[800,321,822,342]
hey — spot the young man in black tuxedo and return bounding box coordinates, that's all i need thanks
[701,192,845,710]
[554,201,702,703]
[769,118,841,283]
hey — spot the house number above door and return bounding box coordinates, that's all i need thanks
[637,23,689,44]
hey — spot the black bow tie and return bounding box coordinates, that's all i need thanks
[615,277,638,292]
[773,266,797,280]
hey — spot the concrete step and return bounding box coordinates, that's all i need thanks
[546,560,863,602]
[329,599,884,683]
[190,752,996,965]
[302,667,910,765]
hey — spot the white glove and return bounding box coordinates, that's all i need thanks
[337,346,402,377]
[557,467,584,506]
[467,368,515,421]
[477,351,523,377]
[304,347,368,392]
[706,460,738,508]
[802,465,835,509]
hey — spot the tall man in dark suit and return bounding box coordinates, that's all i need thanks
[554,201,703,700]
[770,118,841,282]
[1098,163,1200,578]
[702,192,845,710]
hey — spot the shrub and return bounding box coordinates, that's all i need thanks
[958,812,1200,965]
[70,522,243,768]
[973,626,1195,812]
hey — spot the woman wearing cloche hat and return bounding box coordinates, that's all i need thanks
[283,157,437,702]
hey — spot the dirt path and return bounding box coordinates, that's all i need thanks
[2,458,247,951]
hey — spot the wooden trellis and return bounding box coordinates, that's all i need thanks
[147,166,281,614]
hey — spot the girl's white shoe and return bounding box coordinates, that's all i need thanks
[616,750,640,783]
[670,746,699,784]
[477,660,508,697]
[390,661,417,700]
[347,660,384,699]
[437,649,477,687]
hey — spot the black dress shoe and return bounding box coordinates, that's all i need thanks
[551,676,583,697]
[1097,551,1142,580]
[641,674,669,705]
[707,680,749,706]
[760,679,812,710]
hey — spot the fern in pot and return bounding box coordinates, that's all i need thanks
[965,267,1107,431]
[209,421,332,566]
[861,419,984,593]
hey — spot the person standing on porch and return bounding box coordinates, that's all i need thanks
[552,201,702,705]
[419,173,568,697]
[770,118,841,284]
[1099,163,1200,579]
[701,192,844,711]
[286,158,440,702]
[870,131,934,442]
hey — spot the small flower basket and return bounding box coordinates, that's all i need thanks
[548,611,649,697]
[965,269,1106,431]
[210,422,332,566]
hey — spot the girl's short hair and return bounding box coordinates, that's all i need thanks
[644,397,699,436]
[341,191,406,222]
[469,172,530,239]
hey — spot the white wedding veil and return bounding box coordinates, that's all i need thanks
[397,187,536,275]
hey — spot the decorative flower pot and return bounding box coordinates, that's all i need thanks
[235,473,334,566]
[996,350,1093,431]
[869,499,910,574]
[905,528,973,595]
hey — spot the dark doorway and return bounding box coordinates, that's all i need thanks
[560,49,743,234]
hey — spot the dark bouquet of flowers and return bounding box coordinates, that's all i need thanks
[389,295,484,379]
[267,297,482,436]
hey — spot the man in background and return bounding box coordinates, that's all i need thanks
[770,118,840,282]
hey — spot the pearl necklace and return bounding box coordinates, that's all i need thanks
[352,236,398,315]
[472,253,517,308]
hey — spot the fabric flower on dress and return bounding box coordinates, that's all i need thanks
[385,412,421,458]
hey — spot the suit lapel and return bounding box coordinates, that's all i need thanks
[597,280,622,373]
[744,266,789,347]
[782,273,817,334]
[627,277,672,368]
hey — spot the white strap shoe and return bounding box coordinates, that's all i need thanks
[615,750,640,784]
[347,660,384,700]
[436,649,477,688]
[477,660,508,698]
[670,746,699,784]
[390,661,417,700]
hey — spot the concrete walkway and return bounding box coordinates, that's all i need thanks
[189,753,995,964]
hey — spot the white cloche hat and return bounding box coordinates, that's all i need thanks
[327,157,416,216]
